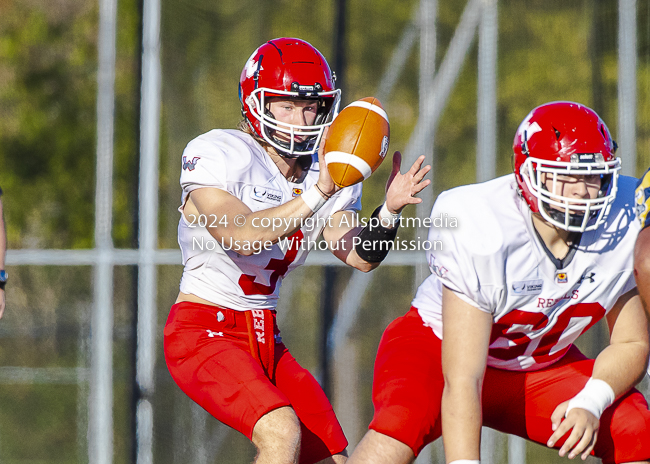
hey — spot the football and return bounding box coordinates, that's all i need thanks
[323,97,390,188]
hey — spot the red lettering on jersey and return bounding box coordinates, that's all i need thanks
[489,302,605,364]
[238,230,304,295]
[537,290,580,308]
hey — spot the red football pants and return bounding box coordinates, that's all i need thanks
[164,302,347,464]
[370,307,650,463]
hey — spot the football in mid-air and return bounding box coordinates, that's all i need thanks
[323,97,390,188]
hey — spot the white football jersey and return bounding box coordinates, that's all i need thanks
[178,129,362,311]
[413,174,640,371]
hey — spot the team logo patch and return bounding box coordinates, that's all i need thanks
[555,272,568,284]
[250,186,283,205]
[292,187,304,197]
[510,279,544,295]
[182,156,200,171]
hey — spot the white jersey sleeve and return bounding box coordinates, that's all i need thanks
[179,129,262,205]
[420,178,510,313]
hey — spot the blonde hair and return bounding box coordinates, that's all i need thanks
[238,119,273,151]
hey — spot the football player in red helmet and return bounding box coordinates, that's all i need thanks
[347,101,650,464]
[164,38,431,464]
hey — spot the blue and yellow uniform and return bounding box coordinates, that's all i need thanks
[636,168,650,230]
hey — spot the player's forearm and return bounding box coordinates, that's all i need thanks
[189,184,330,252]
[342,247,380,272]
[591,340,649,398]
[324,208,402,271]
[223,196,316,244]
[441,381,482,462]
[323,223,381,272]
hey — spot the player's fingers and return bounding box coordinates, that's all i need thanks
[568,427,595,459]
[317,130,328,166]
[558,424,585,458]
[412,164,432,183]
[408,155,425,174]
[322,126,330,143]
[547,418,572,448]
[412,179,431,195]
[318,127,330,155]
[550,402,568,432]
[581,430,598,460]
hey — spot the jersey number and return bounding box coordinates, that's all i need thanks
[238,230,304,296]
[489,303,606,364]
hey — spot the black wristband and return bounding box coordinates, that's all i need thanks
[354,205,400,263]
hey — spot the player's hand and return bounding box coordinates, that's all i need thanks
[384,152,431,214]
[316,127,342,198]
[547,401,600,460]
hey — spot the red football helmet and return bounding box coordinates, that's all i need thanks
[238,38,341,158]
[513,101,621,232]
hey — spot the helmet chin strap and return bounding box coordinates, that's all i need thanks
[542,203,586,228]
[539,183,593,228]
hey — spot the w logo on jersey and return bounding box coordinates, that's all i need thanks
[182,156,200,171]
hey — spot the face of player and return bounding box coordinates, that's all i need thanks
[542,173,602,208]
[266,98,318,142]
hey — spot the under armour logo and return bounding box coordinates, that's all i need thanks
[182,156,200,171]
[578,272,596,284]
[206,330,223,338]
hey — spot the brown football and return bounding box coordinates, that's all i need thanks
[323,97,390,188]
